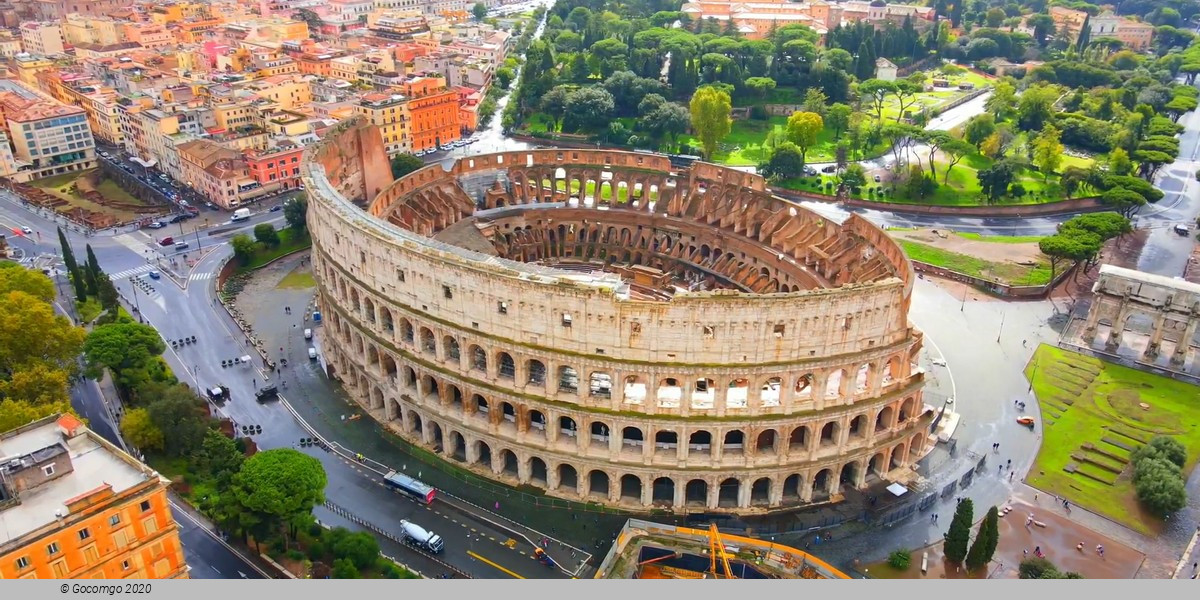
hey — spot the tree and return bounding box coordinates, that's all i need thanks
[0,364,70,406]
[1133,459,1187,516]
[963,114,996,149]
[231,234,256,262]
[1028,13,1056,46]
[472,2,487,21]
[1108,147,1132,176]
[1032,125,1064,180]
[689,86,732,159]
[0,262,54,303]
[745,77,777,99]
[892,79,922,122]
[1134,436,1187,468]
[640,100,691,149]
[254,224,280,248]
[826,103,852,138]
[539,86,571,132]
[81,321,165,390]
[283,195,308,233]
[389,154,423,179]
[985,80,1016,121]
[1101,187,1148,217]
[786,111,824,164]
[977,159,1015,202]
[146,388,209,457]
[84,244,101,297]
[943,498,973,564]
[1039,232,1098,281]
[1020,557,1083,579]
[965,506,1000,570]
[802,88,828,117]
[331,558,360,579]
[1017,85,1059,132]
[197,429,244,484]
[0,399,76,434]
[57,227,86,300]
[222,449,328,546]
[763,143,806,179]
[333,530,381,570]
[858,79,896,122]
[840,163,867,190]
[563,87,615,131]
[941,138,975,185]
[0,290,86,377]
[979,131,1004,159]
[120,407,164,453]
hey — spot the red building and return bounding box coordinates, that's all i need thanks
[244,143,304,192]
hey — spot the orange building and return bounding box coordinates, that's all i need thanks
[397,76,460,153]
[245,143,304,192]
[0,415,189,580]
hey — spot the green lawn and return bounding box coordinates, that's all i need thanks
[898,239,1052,285]
[954,232,1046,244]
[241,229,311,271]
[1025,345,1200,535]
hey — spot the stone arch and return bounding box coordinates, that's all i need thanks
[657,377,683,407]
[782,474,803,503]
[839,460,860,489]
[690,377,714,408]
[819,421,839,447]
[468,345,487,372]
[848,414,868,439]
[557,365,579,393]
[789,425,809,451]
[761,377,782,406]
[527,409,547,436]
[588,371,612,398]
[685,479,708,507]
[473,394,489,416]
[557,463,578,494]
[448,430,466,461]
[526,359,546,385]
[756,429,777,454]
[499,448,519,478]
[623,374,647,403]
[875,405,895,432]
[652,477,675,506]
[688,430,712,456]
[407,410,423,436]
[619,474,642,503]
[750,477,771,506]
[890,442,908,468]
[370,386,384,410]
[899,397,916,422]
[381,354,398,382]
[380,307,394,334]
[402,366,417,389]
[589,421,611,449]
[429,421,443,451]
[717,478,739,507]
[794,373,814,398]
[621,426,643,451]
[813,468,834,501]
[855,362,872,392]
[497,352,516,379]
[869,451,888,477]
[400,318,414,344]
[588,470,610,499]
[529,456,548,486]
[826,369,845,398]
[420,374,440,402]
[723,430,745,456]
[726,377,750,408]
[558,415,577,439]
[443,335,460,361]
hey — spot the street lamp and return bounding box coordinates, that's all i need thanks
[128,276,143,323]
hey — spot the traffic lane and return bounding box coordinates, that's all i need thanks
[171,505,267,580]
[311,505,463,578]
[302,441,562,579]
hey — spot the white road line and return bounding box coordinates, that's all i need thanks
[108,264,155,280]
[167,500,271,579]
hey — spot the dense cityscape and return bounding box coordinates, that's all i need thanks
[0,0,1198,584]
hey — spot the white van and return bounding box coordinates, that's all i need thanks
[308,347,317,360]
[303,328,312,340]
[231,208,251,222]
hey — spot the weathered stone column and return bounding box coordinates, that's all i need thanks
[1172,317,1199,364]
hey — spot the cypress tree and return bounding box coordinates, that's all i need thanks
[58,227,87,299]
[943,498,973,564]
[965,506,1000,570]
[84,244,102,297]
[1076,16,1091,52]
[855,39,876,81]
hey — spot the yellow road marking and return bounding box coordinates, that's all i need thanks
[504,538,517,548]
[468,551,525,579]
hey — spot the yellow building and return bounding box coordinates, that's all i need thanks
[0,414,190,580]
[13,55,54,86]
[242,75,311,110]
[211,101,257,130]
[19,22,65,56]
[63,14,121,46]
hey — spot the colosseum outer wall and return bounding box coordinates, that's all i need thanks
[301,120,935,512]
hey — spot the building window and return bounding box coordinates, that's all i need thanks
[140,500,151,512]
[562,313,572,327]
[47,542,59,556]
[498,301,507,314]
[42,464,55,476]
[15,556,29,570]
[442,285,452,299]
[109,514,121,526]
[78,527,91,541]
[121,560,131,571]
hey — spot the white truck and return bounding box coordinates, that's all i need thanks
[231,208,251,222]
[400,520,444,554]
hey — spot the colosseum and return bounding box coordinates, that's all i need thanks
[301,118,935,512]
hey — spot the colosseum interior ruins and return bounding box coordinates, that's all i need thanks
[301,118,936,512]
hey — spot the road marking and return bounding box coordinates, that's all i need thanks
[503,538,517,548]
[467,551,525,579]
[108,264,155,280]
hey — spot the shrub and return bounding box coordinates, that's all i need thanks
[1131,435,1189,517]
[1133,436,1186,468]
[888,550,912,570]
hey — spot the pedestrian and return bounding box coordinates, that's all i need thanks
[931,513,936,523]
[1009,472,1014,481]
[1077,542,1084,552]
[495,501,500,510]
[1023,549,1028,557]
[1033,492,1038,501]
[1022,339,1027,347]
[1096,545,1104,557]
[1007,459,1012,468]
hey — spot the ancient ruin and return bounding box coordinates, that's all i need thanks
[1081,264,1200,367]
[302,118,935,512]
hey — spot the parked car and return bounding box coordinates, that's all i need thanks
[147,221,164,229]
[304,328,313,340]
[158,236,174,246]
[802,166,817,176]
[1175,224,1190,236]
[148,270,161,280]
[820,165,837,174]
[174,241,189,251]
[308,347,318,360]
[269,205,282,212]
[169,214,188,224]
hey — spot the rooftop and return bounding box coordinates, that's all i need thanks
[0,415,155,547]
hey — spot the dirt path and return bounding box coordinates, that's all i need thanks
[891,228,1044,263]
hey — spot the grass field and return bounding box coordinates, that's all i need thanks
[954,232,1046,243]
[240,229,311,271]
[277,266,316,289]
[32,169,151,221]
[898,239,1052,285]
[1024,345,1200,535]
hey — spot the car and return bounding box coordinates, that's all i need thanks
[308,347,318,360]
[174,241,189,251]
[820,165,837,174]
[802,166,817,176]
[304,328,312,340]
[931,357,947,367]
[169,214,188,224]
[158,236,174,246]
[147,221,165,229]
[100,151,111,158]
[20,226,33,235]
[269,205,283,212]
[1175,224,1190,236]
[873,175,882,183]
[147,270,161,280]
[204,202,216,209]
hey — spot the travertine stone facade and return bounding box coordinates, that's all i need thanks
[302,119,934,512]
[1083,264,1200,363]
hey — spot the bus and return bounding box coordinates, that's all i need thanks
[384,470,437,504]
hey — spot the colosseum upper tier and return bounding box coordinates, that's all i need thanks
[302,118,935,512]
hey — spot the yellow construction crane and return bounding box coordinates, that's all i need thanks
[707,523,736,579]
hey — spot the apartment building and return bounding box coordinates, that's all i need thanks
[122,23,176,49]
[1090,11,1155,50]
[1050,5,1090,44]
[244,142,303,192]
[0,80,96,182]
[34,70,124,145]
[62,14,121,47]
[397,75,459,152]
[20,22,66,56]
[0,414,189,580]
[0,32,23,58]
[13,55,55,86]
[177,138,260,208]
[32,0,125,21]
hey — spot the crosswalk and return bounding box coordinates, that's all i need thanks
[189,272,214,282]
[107,264,155,280]
[113,233,158,258]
